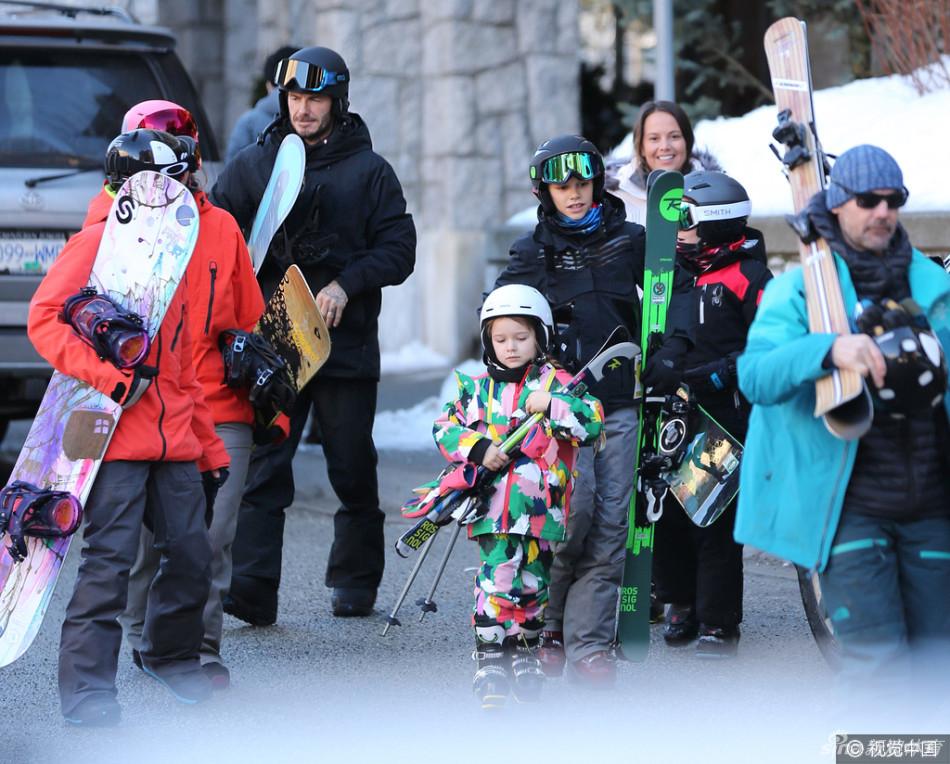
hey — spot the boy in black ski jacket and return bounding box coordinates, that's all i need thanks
[494,134,692,685]
[642,171,772,657]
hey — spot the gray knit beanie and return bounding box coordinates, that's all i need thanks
[826,144,904,209]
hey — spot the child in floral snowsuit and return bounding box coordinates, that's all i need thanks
[432,284,603,707]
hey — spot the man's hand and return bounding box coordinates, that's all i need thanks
[525,390,552,415]
[316,280,348,328]
[482,443,510,472]
[831,334,886,389]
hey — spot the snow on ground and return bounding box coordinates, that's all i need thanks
[379,340,450,374]
[693,69,950,216]
[509,64,950,226]
[373,358,483,450]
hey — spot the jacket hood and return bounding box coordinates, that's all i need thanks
[805,190,913,302]
[605,149,721,193]
[265,110,373,166]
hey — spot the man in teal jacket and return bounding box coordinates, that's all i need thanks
[735,145,950,699]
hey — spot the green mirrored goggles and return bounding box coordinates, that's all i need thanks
[537,152,596,184]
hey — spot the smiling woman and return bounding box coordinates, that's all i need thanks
[606,100,720,225]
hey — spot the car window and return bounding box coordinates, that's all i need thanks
[0,49,158,167]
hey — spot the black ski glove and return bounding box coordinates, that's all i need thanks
[201,467,229,529]
[642,336,688,394]
[110,364,158,409]
[683,355,738,394]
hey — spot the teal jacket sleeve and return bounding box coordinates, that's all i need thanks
[737,270,838,406]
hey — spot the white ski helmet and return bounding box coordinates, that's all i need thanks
[479,284,554,366]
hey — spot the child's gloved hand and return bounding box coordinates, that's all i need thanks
[525,390,552,415]
[482,443,510,472]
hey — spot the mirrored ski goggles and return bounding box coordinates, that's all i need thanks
[127,108,201,164]
[678,199,752,231]
[127,107,198,141]
[833,182,908,210]
[61,288,150,370]
[274,58,348,92]
[534,152,597,185]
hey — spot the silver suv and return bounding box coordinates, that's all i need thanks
[0,2,221,440]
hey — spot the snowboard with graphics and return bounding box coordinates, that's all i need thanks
[616,170,683,660]
[656,386,743,527]
[256,263,331,395]
[0,171,198,667]
[247,133,306,274]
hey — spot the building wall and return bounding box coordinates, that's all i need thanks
[161,0,581,362]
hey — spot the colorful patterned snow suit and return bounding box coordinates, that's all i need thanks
[433,362,604,643]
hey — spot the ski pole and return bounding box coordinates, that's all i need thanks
[417,518,464,623]
[381,533,436,637]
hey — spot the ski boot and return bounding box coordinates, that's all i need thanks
[570,649,617,689]
[505,635,544,703]
[663,603,698,646]
[695,624,740,659]
[472,641,509,710]
[537,629,566,678]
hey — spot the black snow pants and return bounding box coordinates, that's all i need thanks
[229,375,384,594]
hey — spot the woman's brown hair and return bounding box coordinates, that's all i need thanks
[633,100,695,175]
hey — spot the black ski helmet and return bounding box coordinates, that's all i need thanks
[679,171,751,246]
[275,46,350,118]
[529,134,605,214]
[104,129,197,188]
[855,298,949,415]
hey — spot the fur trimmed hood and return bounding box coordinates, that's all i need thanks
[605,148,722,192]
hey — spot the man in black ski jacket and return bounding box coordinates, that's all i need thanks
[210,46,416,623]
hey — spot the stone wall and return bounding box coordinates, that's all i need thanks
[162,0,582,363]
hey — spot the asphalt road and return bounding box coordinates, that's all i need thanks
[0,370,906,764]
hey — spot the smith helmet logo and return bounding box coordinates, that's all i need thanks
[660,187,684,222]
[115,195,136,224]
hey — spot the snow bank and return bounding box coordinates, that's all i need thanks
[694,70,950,215]
[374,359,483,450]
[509,65,950,226]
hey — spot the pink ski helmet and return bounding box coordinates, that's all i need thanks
[121,100,201,167]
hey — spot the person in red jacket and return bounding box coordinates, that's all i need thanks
[100,102,271,692]
[28,132,230,727]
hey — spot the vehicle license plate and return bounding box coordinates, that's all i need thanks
[0,231,67,274]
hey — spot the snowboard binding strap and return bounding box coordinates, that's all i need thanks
[61,287,150,370]
[0,481,83,563]
[219,329,297,415]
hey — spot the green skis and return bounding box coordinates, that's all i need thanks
[616,169,683,660]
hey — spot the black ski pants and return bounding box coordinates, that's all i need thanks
[230,376,384,595]
[652,494,743,629]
